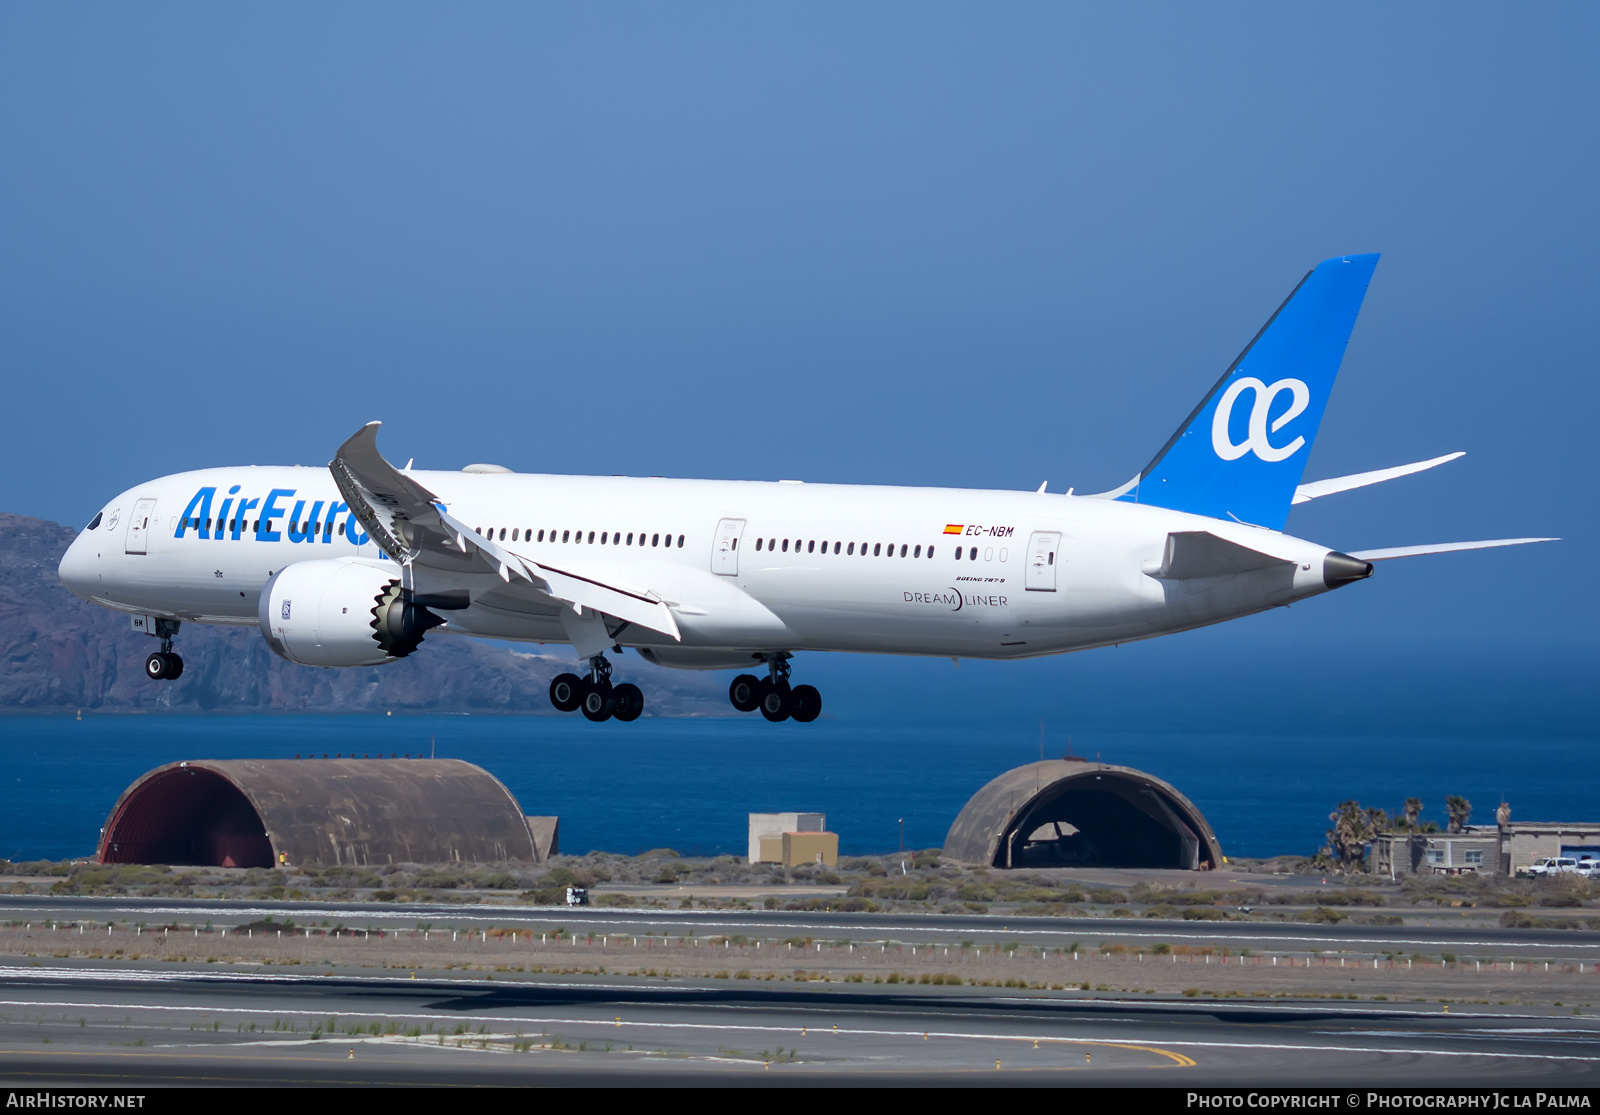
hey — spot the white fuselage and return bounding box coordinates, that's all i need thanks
[59,464,1347,664]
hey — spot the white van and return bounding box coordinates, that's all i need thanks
[1529,857,1579,876]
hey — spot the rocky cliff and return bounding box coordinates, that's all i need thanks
[0,512,724,714]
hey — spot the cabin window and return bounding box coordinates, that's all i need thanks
[677,534,685,547]
[652,533,660,547]
[511,529,519,541]
[781,539,789,552]
[834,541,841,554]
[970,546,978,560]
[927,545,934,558]
[537,530,545,542]
[585,531,593,544]
[914,545,921,558]
[756,538,763,551]
[562,530,570,543]
[498,528,505,541]
[847,542,855,555]
[897,544,905,557]
[600,532,607,544]
[873,543,881,556]
[627,532,634,545]
[807,540,815,553]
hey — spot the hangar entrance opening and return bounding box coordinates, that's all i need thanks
[942,761,1223,871]
[101,766,272,868]
[1004,782,1199,869]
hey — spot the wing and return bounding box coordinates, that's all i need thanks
[329,422,680,641]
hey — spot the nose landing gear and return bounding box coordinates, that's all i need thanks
[142,620,184,681]
[548,654,645,722]
[729,655,820,723]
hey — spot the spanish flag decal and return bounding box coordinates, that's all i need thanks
[943,524,964,535]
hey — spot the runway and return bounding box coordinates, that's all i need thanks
[0,961,1597,1086]
[3,894,1597,957]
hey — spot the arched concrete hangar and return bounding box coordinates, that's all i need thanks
[943,760,1223,871]
[98,758,551,868]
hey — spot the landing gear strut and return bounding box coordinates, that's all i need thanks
[729,654,820,723]
[143,620,184,681]
[548,653,644,722]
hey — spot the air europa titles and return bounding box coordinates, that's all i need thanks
[171,486,370,546]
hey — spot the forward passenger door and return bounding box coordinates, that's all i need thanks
[125,497,157,555]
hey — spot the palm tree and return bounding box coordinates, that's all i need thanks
[1400,797,1423,832]
[1325,801,1381,871]
[1445,795,1472,834]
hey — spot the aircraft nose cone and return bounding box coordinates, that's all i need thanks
[58,531,99,600]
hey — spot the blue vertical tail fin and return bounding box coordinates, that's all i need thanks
[1111,254,1379,530]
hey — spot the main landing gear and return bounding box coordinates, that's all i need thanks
[549,654,643,723]
[728,654,820,723]
[143,620,184,681]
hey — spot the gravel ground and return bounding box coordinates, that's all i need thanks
[2,923,1594,1009]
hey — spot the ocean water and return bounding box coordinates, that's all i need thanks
[0,714,1591,863]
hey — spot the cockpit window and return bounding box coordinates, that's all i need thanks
[86,512,102,531]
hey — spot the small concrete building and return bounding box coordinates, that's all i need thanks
[943,760,1223,870]
[1500,822,1600,875]
[1370,828,1499,876]
[748,812,837,867]
[1371,821,1600,876]
[99,758,557,868]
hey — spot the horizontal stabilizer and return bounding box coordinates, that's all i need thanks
[1292,452,1464,504]
[1349,537,1558,562]
[1144,531,1294,580]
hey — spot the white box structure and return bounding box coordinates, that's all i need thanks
[748,812,824,863]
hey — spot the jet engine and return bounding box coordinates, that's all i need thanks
[258,558,444,667]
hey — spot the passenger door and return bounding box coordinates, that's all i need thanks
[1024,530,1061,591]
[125,497,157,555]
[711,518,746,576]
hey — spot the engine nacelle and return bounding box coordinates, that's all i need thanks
[258,558,443,667]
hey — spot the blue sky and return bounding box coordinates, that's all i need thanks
[2,4,1594,733]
